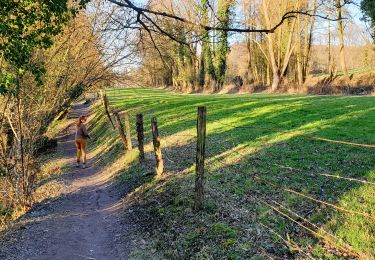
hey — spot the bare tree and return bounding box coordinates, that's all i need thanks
[101,0,353,90]
[336,0,350,79]
[0,3,139,213]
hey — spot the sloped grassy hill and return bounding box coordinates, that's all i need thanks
[91,88,375,259]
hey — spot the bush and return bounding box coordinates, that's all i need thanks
[68,83,84,100]
[34,136,58,155]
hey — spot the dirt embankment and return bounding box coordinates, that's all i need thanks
[161,72,375,95]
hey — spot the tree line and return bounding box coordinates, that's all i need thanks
[107,0,374,91]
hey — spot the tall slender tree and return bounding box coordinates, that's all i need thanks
[361,0,375,41]
[199,0,216,88]
[336,0,350,79]
[215,0,234,90]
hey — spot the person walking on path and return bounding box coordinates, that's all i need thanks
[75,115,90,168]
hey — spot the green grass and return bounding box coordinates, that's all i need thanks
[98,88,374,259]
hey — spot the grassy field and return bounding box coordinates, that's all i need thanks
[91,88,374,259]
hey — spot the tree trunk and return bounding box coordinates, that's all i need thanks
[336,0,350,79]
[263,0,281,90]
[302,0,317,82]
[216,0,233,89]
[271,70,281,91]
[328,0,334,78]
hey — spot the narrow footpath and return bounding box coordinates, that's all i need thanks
[0,102,130,260]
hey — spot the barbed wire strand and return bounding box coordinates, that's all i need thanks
[253,176,374,219]
[268,199,355,253]
[309,137,375,149]
[319,173,375,185]
[213,120,375,149]
[258,222,315,259]
[272,163,375,186]
[204,134,375,187]
[254,197,359,258]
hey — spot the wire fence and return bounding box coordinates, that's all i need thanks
[214,120,375,149]
[104,96,373,257]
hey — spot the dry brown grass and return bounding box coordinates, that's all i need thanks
[165,71,375,96]
[304,72,375,95]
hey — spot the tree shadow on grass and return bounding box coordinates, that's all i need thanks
[107,89,375,259]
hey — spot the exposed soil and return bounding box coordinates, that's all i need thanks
[0,102,130,260]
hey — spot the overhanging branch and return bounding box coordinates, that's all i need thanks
[106,0,348,35]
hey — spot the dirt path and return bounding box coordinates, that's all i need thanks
[0,102,130,260]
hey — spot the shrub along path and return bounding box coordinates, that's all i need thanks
[0,101,130,260]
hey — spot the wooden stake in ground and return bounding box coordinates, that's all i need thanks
[113,111,129,151]
[151,117,164,176]
[123,112,132,150]
[99,90,104,104]
[136,114,145,162]
[194,106,207,210]
[102,93,115,129]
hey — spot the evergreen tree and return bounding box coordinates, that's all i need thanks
[199,0,216,88]
[361,0,375,40]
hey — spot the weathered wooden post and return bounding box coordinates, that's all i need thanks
[124,111,132,150]
[100,90,104,104]
[113,111,128,150]
[102,93,115,129]
[136,114,145,162]
[151,117,164,176]
[194,106,207,210]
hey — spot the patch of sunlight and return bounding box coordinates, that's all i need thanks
[163,130,196,142]
[205,108,375,172]
[324,182,375,258]
[51,157,73,168]
[255,108,375,145]
[41,157,65,176]
[367,169,375,182]
[99,149,138,181]
[214,101,259,111]
[229,94,317,103]
[90,135,117,158]
[206,143,256,172]
[208,102,306,133]
[143,142,154,154]
[161,117,194,128]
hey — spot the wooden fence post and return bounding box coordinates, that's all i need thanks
[194,106,207,210]
[136,114,145,162]
[113,111,132,151]
[151,117,164,176]
[124,111,132,150]
[113,111,128,150]
[100,90,104,104]
[102,93,115,129]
